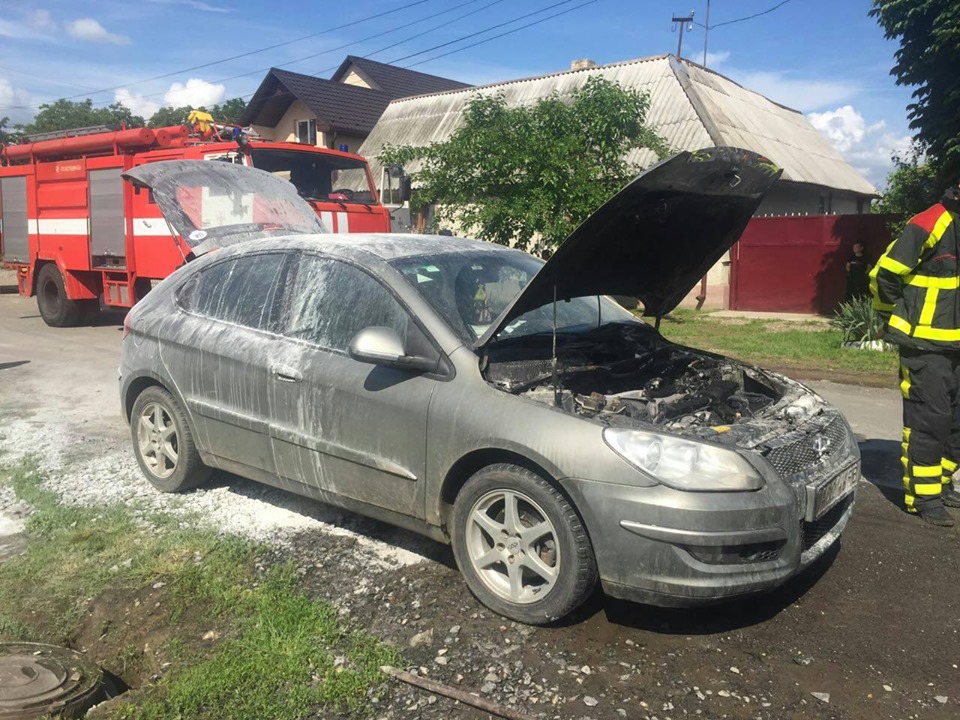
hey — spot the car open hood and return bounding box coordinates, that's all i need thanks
[475,147,782,348]
[123,160,324,256]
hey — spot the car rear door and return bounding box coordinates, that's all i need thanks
[170,251,289,475]
[266,254,440,519]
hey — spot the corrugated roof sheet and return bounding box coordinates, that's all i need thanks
[359,55,877,196]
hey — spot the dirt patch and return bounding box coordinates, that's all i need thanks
[765,364,896,389]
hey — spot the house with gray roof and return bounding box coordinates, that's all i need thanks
[240,57,470,155]
[360,54,878,217]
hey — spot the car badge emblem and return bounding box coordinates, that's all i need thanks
[811,435,831,459]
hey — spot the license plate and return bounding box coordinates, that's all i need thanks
[805,462,860,522]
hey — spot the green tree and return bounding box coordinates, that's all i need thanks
[875,145,941,237]
[148,98,248,128]
[0,116,16,144]
[212,98,248,125]
[148,105,192,128]
[18,99,144,135]
[870,0,960,182]
[379,77,669,250]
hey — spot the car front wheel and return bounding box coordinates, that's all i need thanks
[130,386,210,493]
[451,463,597,625]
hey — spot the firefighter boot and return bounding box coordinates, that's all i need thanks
[942,483,960,508]
[915,498,955,527]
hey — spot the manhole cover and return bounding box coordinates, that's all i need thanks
[0,643,102,719]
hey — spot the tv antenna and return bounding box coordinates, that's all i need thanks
[672,10,695,58]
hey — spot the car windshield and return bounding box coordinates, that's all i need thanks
[390,249,641,344]
[249,149,377,205]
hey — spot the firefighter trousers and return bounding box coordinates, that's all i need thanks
[899,348,960,511]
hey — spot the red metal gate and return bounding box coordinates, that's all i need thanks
[729,215,893,314]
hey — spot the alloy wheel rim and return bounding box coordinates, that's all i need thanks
[136,402,179,479]
[466,489,560,605]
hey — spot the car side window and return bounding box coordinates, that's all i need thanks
[285,255,416,352]
[177,253,286,332]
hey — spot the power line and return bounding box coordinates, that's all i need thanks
[694,0,792,30]
[385,0,582,66]
[405,0,598,69]
[0,0,433,112]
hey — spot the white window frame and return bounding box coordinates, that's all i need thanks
[296,119,317,146]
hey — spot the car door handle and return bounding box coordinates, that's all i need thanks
[271,365,303,383]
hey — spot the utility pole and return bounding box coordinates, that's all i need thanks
[703,0,711,66]
[672,10,695,59]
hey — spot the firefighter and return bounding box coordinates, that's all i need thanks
[870,181,960,526]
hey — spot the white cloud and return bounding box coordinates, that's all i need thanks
[66,18,130,45]
[704,50,730,68]
[163,78,225,108]
[808,104,912,188]
[0,75,33,124]
[114,89,160,119]
[148,0,232,12]
[27,10,56,32]
[738,71,858,112]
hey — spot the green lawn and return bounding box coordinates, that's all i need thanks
[0,461,399,720]
[656,310,899,378]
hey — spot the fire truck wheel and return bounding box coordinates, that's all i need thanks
[131,385,210,493]
[36,264,82,327]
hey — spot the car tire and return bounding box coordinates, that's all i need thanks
[451,463,597,625]
[36,264,82,327]
[130,385,210,493]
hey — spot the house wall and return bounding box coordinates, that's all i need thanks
[340,69,372,89]
[251,100,324,145]
[327,132,368,154]
[756,184,867,217]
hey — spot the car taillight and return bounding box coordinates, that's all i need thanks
[123,313,131,339]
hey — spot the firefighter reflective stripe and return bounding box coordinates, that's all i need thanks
[889,315,913,336]
[913,326,960,342]
[919,287,938,325]
[914,482,943,494]
[912,465,943,477]
[925,211,954,249]
[878,254,913,275]
[943,458,957,473]
[900,364,911,398]
[907,274,960,289]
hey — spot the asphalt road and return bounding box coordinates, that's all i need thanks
[1,293,958,720]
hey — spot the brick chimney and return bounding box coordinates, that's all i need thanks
[570,59,597,71]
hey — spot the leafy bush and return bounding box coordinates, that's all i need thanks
[830,296,885,343]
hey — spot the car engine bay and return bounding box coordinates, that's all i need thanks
[483,323,819,447]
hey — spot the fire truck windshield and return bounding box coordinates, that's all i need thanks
[248,149,377,205]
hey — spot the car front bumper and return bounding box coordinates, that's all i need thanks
[561,463,857,607]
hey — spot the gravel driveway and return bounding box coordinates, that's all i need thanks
[1,293,958,720]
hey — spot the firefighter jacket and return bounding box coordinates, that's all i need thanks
[871,189,960,352]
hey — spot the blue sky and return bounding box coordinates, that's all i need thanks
[0,0,914,186]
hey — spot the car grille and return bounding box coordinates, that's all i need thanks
[802,493,853,551]
[765,414,849,478]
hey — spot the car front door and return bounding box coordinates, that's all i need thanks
[267,254,440,518]
[171,251,288,475]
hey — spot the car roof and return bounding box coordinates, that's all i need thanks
[213,232,522,264]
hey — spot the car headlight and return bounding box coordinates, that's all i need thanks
[603,428,764,492]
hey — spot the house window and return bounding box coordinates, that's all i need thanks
[296,119,317,145]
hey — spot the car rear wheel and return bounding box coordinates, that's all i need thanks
[36,264,82,327]
[130,386,210,493]
[451,463,597,625]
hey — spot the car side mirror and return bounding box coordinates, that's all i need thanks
[348,326,438,373]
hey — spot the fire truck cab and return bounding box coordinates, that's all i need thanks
[0,122,391,326]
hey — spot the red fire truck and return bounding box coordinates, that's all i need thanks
[0,120,391,326]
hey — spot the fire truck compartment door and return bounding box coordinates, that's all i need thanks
[0,176,30,264]
[123,160,323,256]
[89,168,125,258]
